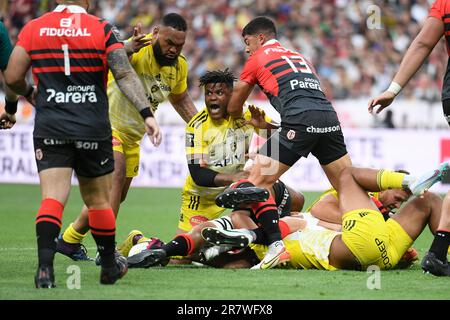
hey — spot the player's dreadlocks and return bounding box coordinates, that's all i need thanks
[199,68,237,89]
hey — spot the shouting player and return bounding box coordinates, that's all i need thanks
[119,69,303,259]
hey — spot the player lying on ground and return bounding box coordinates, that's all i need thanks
[123,165,444,270]
[205,166,447,271]
[120,179,305,268]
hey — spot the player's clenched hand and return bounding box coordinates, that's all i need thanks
[125,23,151,54]
[0,112,16,129]
[368,91,396,114]
[144,117,162,147]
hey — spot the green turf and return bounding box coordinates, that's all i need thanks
[0,184,449,300]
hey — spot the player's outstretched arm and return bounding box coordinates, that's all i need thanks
[169,90,198,123]
[107,48,162,146]
[368,17,444,114]
[228,80,254,118]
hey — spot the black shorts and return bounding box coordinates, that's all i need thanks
[33,137,114,177]
[260,110,348,166]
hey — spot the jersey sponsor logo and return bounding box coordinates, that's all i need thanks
[75,141,98,150]
[112,136,122,147]
[306,125,341,134]
[43,138,72,145]
[39,27,91,37]
[277,186,290,216]
[286,130,296,140]
[186,133,195,147]
[35,148,43,161]
[290,78,323,91]
[189,215,209,227]
[263,46,291,55]
[375,237,392,269]
[46,86,98,104]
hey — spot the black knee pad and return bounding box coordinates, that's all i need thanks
[272,180,292,217]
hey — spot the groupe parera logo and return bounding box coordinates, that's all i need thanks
[46,88,97,104]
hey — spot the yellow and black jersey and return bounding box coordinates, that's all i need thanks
[108,33,188,144]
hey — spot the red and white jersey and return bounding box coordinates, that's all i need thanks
[240,39,334,122]
[16,4,123,140]
[429,0,450,101]
[429,0,450,55]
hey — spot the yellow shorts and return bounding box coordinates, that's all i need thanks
[251,228,339,271]
[178,190,226,232]
[112,129,140,178]
[342,209,413,270]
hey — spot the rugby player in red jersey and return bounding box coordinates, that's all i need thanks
[3,0,161,288]
[369,0,450,276]
[214,16,444,270]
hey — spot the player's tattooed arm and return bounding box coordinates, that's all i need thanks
[107,48,151,114]
[169,90,198,123]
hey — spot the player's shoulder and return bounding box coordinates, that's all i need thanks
[187,108,209,129]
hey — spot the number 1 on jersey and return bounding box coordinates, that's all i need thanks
[62,44,70,76]
[281,55,312,74]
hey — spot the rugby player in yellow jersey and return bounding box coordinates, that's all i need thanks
[56,13,198,261]
[119,69,305,264]
[201,165,448,271]
[124,180,416,269]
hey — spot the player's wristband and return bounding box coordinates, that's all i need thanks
[4,98,18,115]
[139,108,154,120]
[387,82,402,96]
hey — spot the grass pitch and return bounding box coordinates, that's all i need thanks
[0,184,449,300]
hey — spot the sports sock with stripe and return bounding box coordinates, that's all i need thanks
[162,234,195,257]
[89,208,116,268]
[35,198,64,267]
[62,223,87,244]
[429,230,450,262]
[376,170,407,190]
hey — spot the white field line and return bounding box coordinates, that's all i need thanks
[0,247,97,251]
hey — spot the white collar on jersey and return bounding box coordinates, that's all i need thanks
[54,4,87,14]
[262,39,279,47]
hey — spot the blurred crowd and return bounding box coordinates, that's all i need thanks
[0,0,445,103]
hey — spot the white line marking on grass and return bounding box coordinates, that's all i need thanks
[0,247,97,251]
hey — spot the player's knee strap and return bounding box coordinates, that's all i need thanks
[210,216,234,230]
[272,180,292,217]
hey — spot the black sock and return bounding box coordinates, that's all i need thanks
[429,230,450,262]
[91,234,116,268]
[251,228,267,245]
[36,221,60,267]
[163,235,188,256]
